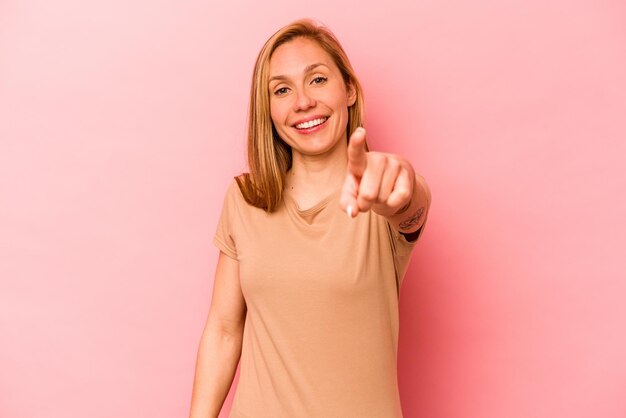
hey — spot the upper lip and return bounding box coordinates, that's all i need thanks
[291,115,329,127]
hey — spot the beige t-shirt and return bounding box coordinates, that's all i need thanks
[213,178,428,418]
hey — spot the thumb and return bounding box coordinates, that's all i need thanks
[340,170,360,218]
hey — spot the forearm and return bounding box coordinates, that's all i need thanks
[189,325,243,418]
[384,172,431,234]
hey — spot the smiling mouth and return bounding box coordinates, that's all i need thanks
[294,116,329,130]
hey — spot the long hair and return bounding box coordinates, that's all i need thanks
[235,18,366,212]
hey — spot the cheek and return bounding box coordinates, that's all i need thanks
[333,97,349,118]
[269,101,286,127]
[329,89,349,111]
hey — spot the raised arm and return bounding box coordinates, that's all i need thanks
[340,127,431,236]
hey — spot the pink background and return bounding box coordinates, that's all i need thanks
[1,1,625,417]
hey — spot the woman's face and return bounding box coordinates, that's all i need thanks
[268,37,356,157]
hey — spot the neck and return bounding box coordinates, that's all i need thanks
[285,139,348,198]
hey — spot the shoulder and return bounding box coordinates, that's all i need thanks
[216,179,245,221]
[225,178,241,199]
[222,177,247,205]
[222,176,273,217]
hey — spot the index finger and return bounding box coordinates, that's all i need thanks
[347,127,367,178]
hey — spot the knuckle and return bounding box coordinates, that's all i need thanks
[367,153,381,166]
[387,159,400,173]
[397,189,411,202]
[360,189,377,201]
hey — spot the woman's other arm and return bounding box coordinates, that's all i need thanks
[189,251,247,418]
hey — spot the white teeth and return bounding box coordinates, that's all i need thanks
[295,117,327,129]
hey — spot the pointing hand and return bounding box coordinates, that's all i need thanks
[340,127,415,218]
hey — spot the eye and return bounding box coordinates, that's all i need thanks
[273,86,290,96]
[311,76,327,85]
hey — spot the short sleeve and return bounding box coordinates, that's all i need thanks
[387,223,420,286]
[213,180,239,260]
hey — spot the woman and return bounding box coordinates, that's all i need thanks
[189,19,431,418]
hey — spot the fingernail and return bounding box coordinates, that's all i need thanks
[347,205,353,218]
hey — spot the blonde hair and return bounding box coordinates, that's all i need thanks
[235,18,367,212]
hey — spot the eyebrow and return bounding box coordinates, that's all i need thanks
[268,63,328,83]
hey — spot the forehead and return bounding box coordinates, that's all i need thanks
[269,37,337,77]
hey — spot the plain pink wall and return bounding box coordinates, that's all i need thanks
[1,1,625,417]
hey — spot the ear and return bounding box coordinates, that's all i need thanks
[346,82,357,107]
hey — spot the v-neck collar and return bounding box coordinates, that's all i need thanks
[283,187,342,227]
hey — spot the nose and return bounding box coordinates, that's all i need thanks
[292,88,316,112]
